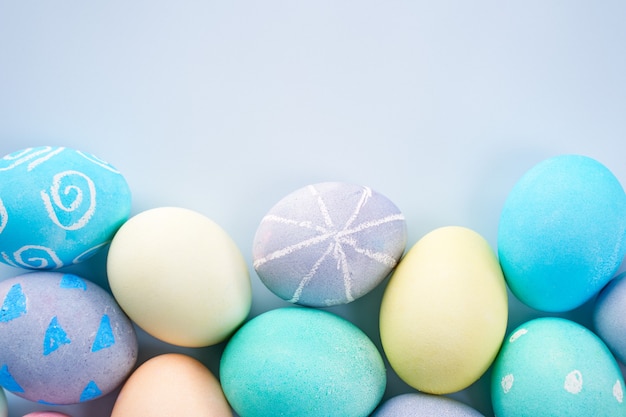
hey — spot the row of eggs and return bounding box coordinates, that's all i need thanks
[0,146,626,416]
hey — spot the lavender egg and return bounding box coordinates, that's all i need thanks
[0,272,137,404]
[252,182,407,307]
[372,393,484,416]
[593,272,626,364]
[0,146,131,269]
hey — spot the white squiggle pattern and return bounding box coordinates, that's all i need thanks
[40,170,96,230]
[509,328,528,343]
[614,380,623,403]
[72,241,109,264]
[0,198,7,234]
[12,245,63,269]
[76,150,121,174]
[501,374,514,393]
[255,185,405,305]
[564,370,583,394]
[0,146,62,172]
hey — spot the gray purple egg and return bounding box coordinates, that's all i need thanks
[371,393,485,416]
[252,182,407,307]
[593,272,626,364]
[0,271,137,404]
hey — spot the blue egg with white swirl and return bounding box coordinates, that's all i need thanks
[0,146,131,269]
[0,271,138,404]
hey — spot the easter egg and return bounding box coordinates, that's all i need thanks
[0,388,6,417]
[371,392,484,417]
[491,317,625,416]
[252,182,406,307]
[220,307,386,417]
[498,154,626,312]
[379,226,508,394]
[111,353,232,417]
[107,206,251,347]
[22,413,71,417]
[0,272,137,404]
[0,146,131,269]
[593,272,626,364]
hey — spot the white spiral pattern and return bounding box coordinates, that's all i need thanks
[4,245,63,269]
[0,146,63,172]
[76,150,121,174]
[0,198,7,234]
[40,170,97,231]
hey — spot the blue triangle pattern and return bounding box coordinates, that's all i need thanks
[80,380,102,402]
[43,316,71,356]
[0,283,27,322]
[91,314,115,352]
[0,364,25,393]
[59,274,87,291]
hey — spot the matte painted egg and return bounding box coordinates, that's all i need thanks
[252,182,406,307]
[498,154,626,312]
[107,206,251,347]
[491,317,626,417]
[0,388,6,417]
[379,226,508,394]
[593,272,626,364]
[21,412,71,417]
[372,392,484,417]
[0,146,131,269]
[111,353,232,417]
[220,307,386,417]
[0,272,138,404]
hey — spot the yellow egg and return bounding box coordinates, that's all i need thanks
[379,226,508,394]
[110,353,232,417]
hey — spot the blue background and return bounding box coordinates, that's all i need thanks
[1,1,625,416]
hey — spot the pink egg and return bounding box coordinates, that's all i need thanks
[22,412,72,417]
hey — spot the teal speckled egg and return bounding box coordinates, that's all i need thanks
[0,146,131,269]
[220,307,386,417]
[491,317,625,417]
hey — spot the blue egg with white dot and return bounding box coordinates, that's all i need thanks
[0,271,137,404]
[491,317,626,417]
[498,154,626,312]
[0,146,131,269]
[220,307,387,417]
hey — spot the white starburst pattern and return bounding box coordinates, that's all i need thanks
[254,184,405,304]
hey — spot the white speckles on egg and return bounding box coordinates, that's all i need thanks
[501,374,514,394]
[564,370,583,394]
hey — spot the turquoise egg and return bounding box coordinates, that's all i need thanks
[0,146,131,269]
[220,307,386,417]
[498,154,626,312]
[491,317,625,417]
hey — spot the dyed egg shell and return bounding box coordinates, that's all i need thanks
[0,388,6,417]
[498,154,626,312]
[22,413,71,417]
[0,146,131,269]
[372,393,484,417]
[220,307,386,417]
[593,272,626,364]
[379,226,508,394]
[111,353,232,417]
[491,317,625,417]
[0,272,138,404]
[252,182,406,307]
[107,207,251,347]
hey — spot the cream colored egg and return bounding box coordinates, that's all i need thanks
[111,353,232,417]
[107,207,251,347]
[379,226,508,394]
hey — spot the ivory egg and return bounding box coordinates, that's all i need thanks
[379,226,508,394]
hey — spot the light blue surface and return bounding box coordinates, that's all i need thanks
[0,1,625,416]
